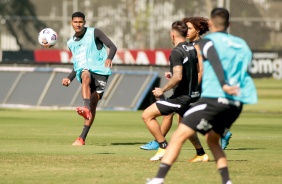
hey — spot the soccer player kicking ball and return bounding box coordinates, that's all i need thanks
[147,7,257,184]
[62,12,117,146]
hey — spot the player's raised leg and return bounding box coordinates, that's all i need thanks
[76,70,92,120]
[72,88,99,146]
[140,114,174,150]
[142,103,168,161]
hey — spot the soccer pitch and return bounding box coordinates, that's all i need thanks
[0,78,281,184]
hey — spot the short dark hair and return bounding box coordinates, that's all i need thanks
[171,21,188,37]
[72,12,85,20]
[182,17,209,35]
[210,7,229,29]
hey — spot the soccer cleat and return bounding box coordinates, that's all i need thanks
[221,131,232,150]
[146,178,164,184]
[188,153,209,163]
[76,106,92,120]
[140,140,160,150]
[150,148,166,161]
[72,137,85,146]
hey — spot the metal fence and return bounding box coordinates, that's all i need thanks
[0,0,281,51]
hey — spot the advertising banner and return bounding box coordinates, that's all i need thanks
[1,49,282,79]
[248,51,282,79]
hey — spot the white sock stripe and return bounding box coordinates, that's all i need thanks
[156,101,181,108]
[183,104,207,117]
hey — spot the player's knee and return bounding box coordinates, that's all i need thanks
[81,71,90,82]
[141,111,148,122]
[171,129,187,144]
[206,131,220,147]
[142,110,152,123]
[81,74,90,81]
[174,124,195,142]
[206,137,213,148]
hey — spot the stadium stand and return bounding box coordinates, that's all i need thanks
[0,66,160,111]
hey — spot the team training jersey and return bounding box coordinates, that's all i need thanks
[200,32,257,104]
[67,27,111,82]
[170,42,199,98]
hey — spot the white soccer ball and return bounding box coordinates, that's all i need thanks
[38,28,58,48]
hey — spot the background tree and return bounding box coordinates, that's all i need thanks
[0,0,46,50]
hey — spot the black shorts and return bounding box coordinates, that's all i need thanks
[89,72,109,99]
[156,95,197,117]
[181,97,243,137]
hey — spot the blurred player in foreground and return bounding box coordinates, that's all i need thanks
[183,16,233,150]
[62,12,117,146]
[147,7,257,184]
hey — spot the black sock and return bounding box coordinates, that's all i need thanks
[156,163,171,178]
[218,167,231,184]
[83,98,90,109]
[79,125,90,141]
[158,140,168,149]
[196,147,205,156]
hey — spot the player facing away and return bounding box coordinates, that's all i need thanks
[142,20,209,162]
[141,17,210,151]
[62,12,117,146]
[146,7,257,184]
[141,17,210,162]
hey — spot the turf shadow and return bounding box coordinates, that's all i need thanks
[110,142,148,146]
[225,148,265,151]
[95,152,115,155]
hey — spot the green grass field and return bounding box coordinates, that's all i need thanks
[0,78,282,184]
